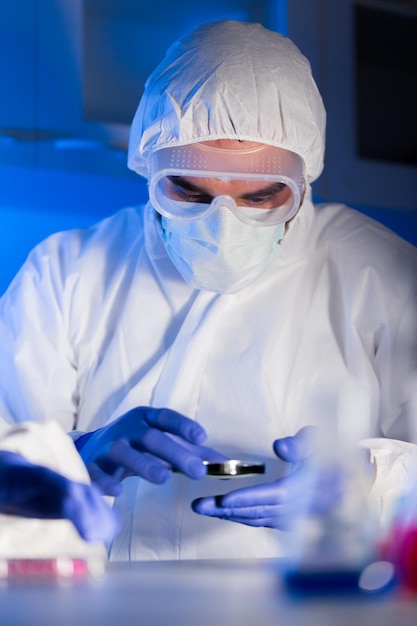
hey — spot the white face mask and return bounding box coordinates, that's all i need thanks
[160,207,285,293]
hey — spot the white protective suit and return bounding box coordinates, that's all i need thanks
[0,21,417,560]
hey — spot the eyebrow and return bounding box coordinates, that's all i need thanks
[240,182,286,200]
[167,176,208,193]
[167,176,285,199]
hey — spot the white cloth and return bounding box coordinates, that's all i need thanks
[0,421,106,559]
[0,198,416,559]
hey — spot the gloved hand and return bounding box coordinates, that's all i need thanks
[75,407,221,496]
[191,426,343,530]
[0,450,118,543]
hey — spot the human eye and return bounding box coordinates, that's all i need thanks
[245,183,288,208]
[246,193,273,206]
[164,176,212,204]
[173,186,212,204]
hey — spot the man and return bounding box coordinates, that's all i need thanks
[0,20,416,560]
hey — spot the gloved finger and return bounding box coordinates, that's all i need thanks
[144,407,207,445]
[191,497,301,530]
[218,466,314,509]
[167,435,230,463]
[200,447,230,463]
[62,481,119,543]
[203,513,291,529]
[218,467,342,517]
[213,516,282,528]
[77,408,208,470]
[87,461,124,497]
[211,503,303,520]
[128,430,207,479]
[108,439,172,483]
[217,483,289,508]
[208,485,344,526]
[273,425,317,463]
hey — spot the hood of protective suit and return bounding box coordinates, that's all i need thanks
[128,20,326,184]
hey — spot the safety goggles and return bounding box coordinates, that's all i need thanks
[148,143,305,226]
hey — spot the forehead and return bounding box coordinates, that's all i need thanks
[199,139,267,151]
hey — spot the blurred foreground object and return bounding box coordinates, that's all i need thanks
[0,421,118,578]
[281,423,396,595]
[381,470,417,593]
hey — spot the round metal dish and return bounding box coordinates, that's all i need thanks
[203,459,265,477]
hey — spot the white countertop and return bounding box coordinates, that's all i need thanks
[0,559,416,626]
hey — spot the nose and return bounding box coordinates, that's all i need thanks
[210,195,237,213]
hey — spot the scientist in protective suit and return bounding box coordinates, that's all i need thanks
[0,20,417,560]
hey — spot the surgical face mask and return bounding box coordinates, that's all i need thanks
[160,206,285,293]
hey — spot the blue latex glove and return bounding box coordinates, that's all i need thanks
[75,407,221,496]
[0,450,118,543]
[191,426,343,530]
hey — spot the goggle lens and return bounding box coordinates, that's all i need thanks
[151,174,299,226]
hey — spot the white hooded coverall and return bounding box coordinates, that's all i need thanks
[0,21,417,560]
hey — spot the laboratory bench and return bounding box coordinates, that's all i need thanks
[0,558,416,626]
